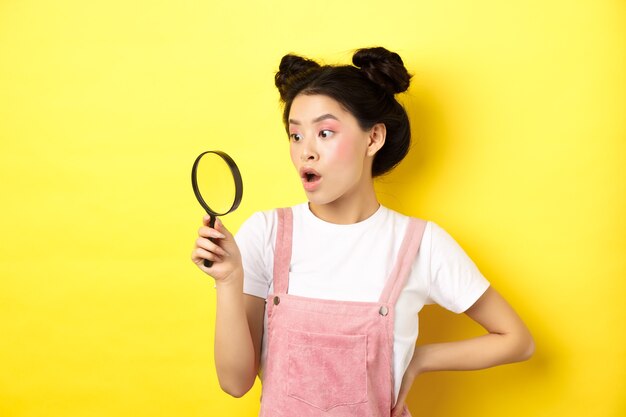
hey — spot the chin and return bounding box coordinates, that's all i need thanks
[305,192,339,207]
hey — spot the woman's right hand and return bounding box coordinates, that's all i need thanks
[193,215,263,397]
[191,215,243,284]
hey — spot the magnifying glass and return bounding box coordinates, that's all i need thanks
[191,150,243,267]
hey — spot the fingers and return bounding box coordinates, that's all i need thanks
[391,403,399,417]
[191,246,223,264]
[391,375,413,417]
[203,216,232,235]
[391,403,409,417]
[192,217,229,266]
[198,225,226,240]
[202,216,232,240]
[195,237,228,258]
[193,216,240,273]
[213,218,232,239]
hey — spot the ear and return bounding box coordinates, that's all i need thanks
[366,123,386,157]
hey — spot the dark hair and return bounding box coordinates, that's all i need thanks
[275,47,412,177]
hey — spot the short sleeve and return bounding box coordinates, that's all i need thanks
[425,222,490,313]
[234,210,276,299]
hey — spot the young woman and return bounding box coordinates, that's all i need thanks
[191,47,534,417]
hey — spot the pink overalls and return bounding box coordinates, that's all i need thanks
[259,208,426,417]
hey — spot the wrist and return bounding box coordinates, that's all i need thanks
[214,266,244,289]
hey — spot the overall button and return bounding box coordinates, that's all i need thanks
[379,306,388,316]
[273,296,280,305]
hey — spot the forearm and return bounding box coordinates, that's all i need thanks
[213,270,257,397]
[392,289,534,416]
[410,331,534,375]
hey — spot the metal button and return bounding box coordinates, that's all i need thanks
[273,296,280,305]
[379,306,388,316]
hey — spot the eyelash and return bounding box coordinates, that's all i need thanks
[319,129,333,138]
[289,130,334,142]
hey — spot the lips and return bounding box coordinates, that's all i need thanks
[299,167,322,191]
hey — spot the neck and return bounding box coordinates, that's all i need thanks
[308,184,380,224]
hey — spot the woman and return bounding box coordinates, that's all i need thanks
[192,46,534,417]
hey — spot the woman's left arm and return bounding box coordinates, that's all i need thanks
[392,286,535,416]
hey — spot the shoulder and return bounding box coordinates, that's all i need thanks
[379,206,433,239]
[239,208,275,230]
[378,205,413,227]
[236,203,309,241]
[416,220,481,276]
[426,221,471,257]
[383,212,466,269]
[234,209,275,250]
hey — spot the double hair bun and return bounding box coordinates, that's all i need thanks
[275,47,411,101]
[274,55,320,101]
[352,47,411,95]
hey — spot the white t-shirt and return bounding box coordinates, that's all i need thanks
[235,202,490,402]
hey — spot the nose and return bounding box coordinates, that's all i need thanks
[300,138,318,161]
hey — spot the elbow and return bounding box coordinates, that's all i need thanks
[223,388,248,399]
[215,357,259,398]
[520,335,535,361]
[219,382,252,398]
[513,332,535,362]
[218,377,255,398]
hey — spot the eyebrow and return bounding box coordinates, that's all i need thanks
[288,113,339,125]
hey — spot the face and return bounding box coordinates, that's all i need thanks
[287,94,380,207]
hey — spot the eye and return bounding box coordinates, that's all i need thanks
[289,133,302,142]
[319,129,334,139]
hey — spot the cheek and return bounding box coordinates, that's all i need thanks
[289,144,298,165]
[333,140,353,161]
[331,135,366,165]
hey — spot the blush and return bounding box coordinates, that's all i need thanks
[333,136,355,160]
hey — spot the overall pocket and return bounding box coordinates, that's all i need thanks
[287,329,368,411]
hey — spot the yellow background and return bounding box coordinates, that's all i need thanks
[1,1,624,416]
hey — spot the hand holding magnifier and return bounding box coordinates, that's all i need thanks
[191,150,243,267]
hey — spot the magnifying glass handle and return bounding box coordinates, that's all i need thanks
[203,214,216,268]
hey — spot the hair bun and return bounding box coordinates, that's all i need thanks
[352,47,411,94]
[275,54,321,101]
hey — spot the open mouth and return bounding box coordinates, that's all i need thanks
[301,168,321,180]
[300,168,322,189]
[304,172,320,182]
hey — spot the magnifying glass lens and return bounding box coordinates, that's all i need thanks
[195,152,238,215]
